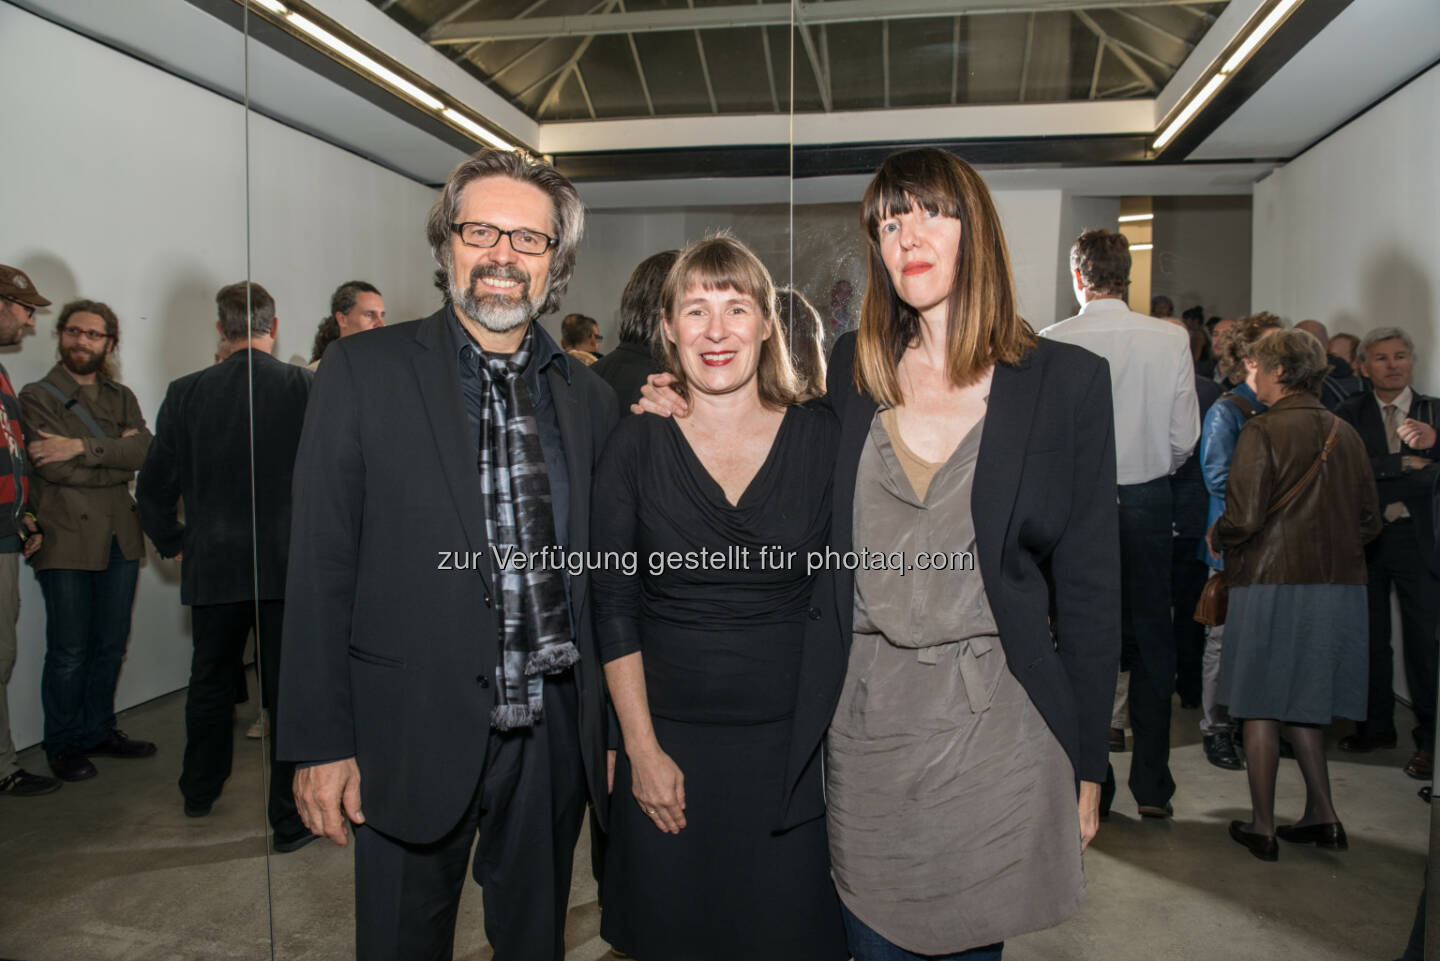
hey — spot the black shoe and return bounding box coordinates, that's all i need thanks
[1404,750,1433,780]
[1204,733,1245,770]
[273,830,320,854]
[184,798,212,818]
[48,750,98,782]
[85,729,157,759]
[1338,730,1398,753]
[1276,822,1348,849]
[0,768,63,797]
[1108,727,1126,752]
[1138,802,1174,819]
[1279,737,1296,760]
[1229,820,1278,861]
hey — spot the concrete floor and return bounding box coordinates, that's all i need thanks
[0,690,1427,961]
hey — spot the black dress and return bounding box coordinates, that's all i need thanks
[593,404,847,961]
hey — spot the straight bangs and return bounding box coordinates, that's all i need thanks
[854,148,1036,407]
[654,233,798,410]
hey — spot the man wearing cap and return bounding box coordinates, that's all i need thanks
[0,266,54,797]
[21,298,154,783]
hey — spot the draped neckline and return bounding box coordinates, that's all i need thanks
[665,405,797,510]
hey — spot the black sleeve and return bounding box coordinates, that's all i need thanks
[276,345,366,763]
[1048,358,1123,784]
[135,383,184,558]
[591,419,643,664]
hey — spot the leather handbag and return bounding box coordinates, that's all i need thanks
[1194,415,1341,626]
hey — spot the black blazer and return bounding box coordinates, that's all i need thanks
[1336,389,1439,560]
[778,332,1122,829]
[136,349,311,606]
[276,311,619,844]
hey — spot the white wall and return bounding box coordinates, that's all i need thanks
[0,4,437,751]
[1253,63,1440,386]
[1152,196,1253,323]
[1254,63,1440,705]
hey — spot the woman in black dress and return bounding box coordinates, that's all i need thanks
[592,235,847,961]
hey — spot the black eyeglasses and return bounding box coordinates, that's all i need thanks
[450,222,556,256]
[2,297,35,320]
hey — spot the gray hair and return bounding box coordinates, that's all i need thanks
[1358,326,1416,364]
[1251,328,1329,396]
[215,281,275,339]
[425,150,584,317]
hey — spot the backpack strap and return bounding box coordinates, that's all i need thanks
[34,380,106,439]
[1220,391,1259,420]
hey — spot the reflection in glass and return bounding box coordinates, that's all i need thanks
[0,2,270,959]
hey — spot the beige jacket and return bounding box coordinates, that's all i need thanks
[19,365,151,571]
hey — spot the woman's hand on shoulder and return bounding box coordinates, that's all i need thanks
[628,742,688,834]
[633,372,687,419]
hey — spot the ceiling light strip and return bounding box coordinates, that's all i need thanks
[244,0,522,152]
[1117,213,1154,223]
[286,12,444,110]
[1130,243,1155,251]
[1151,0,1304,152]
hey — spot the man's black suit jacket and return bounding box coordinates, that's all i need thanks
[277,311,619,845]
[136,349,312,606]
[777,332,1122,830]
[1336,389,1440,561]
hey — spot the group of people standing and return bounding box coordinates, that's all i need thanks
[278,146,1116,961]
[4,135,1428,960]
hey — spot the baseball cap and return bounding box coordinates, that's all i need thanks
[0,265,51,308]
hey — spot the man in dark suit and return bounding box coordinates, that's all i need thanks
[1335,327,1439,779]
[136,281,313,844]
[592,249,678,413]
[279,150,618,961]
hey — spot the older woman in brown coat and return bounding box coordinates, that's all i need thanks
[1209,328,1381,861]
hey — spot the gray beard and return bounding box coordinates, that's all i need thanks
[451,272,539,333]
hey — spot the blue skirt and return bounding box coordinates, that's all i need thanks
[1218,583,1368,724]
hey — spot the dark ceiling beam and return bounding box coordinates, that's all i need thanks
[428,0,1214,44]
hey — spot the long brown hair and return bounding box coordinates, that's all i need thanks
[854,148,1034,406]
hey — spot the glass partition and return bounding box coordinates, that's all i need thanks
[0,2,270,959]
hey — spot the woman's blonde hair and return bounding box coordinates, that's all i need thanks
[654,233,799,409]
[854,148,1035,406]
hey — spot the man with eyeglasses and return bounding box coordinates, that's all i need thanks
[0,266,52,798]
[19,299,154,784]
[280,150,618,961]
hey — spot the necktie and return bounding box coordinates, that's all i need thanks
[1383,403,1409,522]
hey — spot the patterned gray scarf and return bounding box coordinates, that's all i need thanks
[475,328,578,729]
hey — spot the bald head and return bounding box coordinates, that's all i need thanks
[1295,319,1329,344]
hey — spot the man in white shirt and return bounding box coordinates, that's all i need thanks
[1040,229,1199,819]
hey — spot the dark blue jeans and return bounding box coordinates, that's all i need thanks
[38,538,140,754]
[841,901,1003,961]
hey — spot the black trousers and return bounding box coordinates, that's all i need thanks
[1118,479,1176,808]
[354,670,587,961]
[180,600,302,836]
[1360,521,1440,750]
[1172,535,1209,706]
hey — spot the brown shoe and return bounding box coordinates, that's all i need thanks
[1338,730,1398,753]
[1404,750,1433,780]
